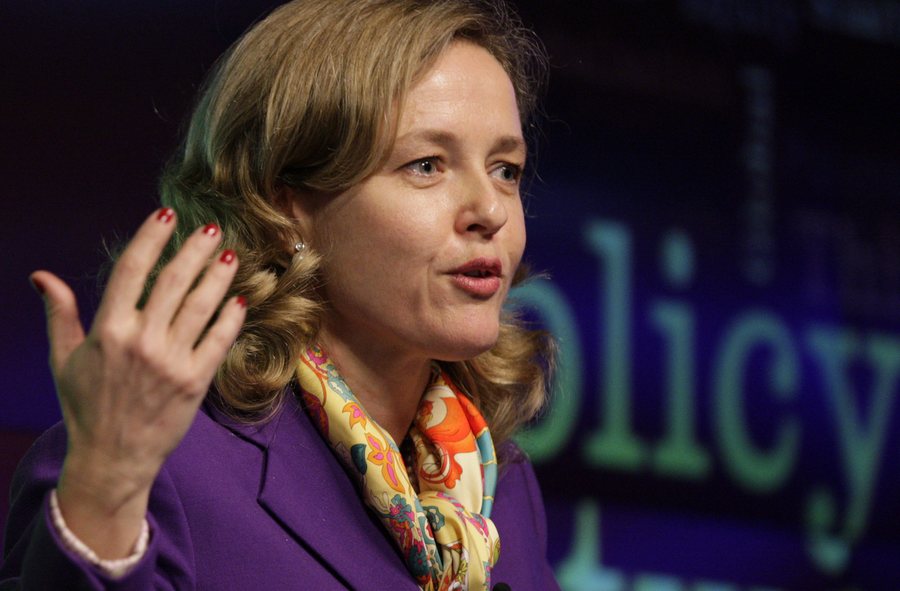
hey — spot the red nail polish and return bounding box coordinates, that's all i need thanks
[156,208,175,223]
[202,223,220,237]
[29,277,45,295]
[219,249,236,265]
[236,295,247,308]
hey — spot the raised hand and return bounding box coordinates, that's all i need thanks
[30,208,246,559]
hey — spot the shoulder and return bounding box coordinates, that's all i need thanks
[495,439,544,512]
[490,439,561,590]
[2,422,69,564]
[4,402,272,532]
[6,422,67,508]
[1,405,280,588]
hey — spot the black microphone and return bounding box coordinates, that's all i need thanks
[492,584,511,591]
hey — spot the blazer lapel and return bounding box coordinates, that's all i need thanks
[206,395,418,590]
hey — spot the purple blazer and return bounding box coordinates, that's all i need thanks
[1,391,560,590]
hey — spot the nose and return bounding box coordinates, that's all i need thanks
[455,171,509,238]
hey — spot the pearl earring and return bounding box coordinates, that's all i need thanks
[294,241,306,259]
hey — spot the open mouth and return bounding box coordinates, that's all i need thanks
[449,258,503,297]
[451,257,503,279]
[462,269,496,278]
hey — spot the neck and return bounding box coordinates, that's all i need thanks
[318,326,432,445]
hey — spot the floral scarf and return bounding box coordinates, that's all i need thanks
[295,345,500,591]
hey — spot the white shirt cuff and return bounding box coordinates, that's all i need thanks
[49,488,150,579]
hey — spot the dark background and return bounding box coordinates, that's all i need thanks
[2,1,899,589]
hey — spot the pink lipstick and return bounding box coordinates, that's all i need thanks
[448,258,502,298]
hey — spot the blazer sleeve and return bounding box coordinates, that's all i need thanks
[490,442,561,591]
[0,423,195,590]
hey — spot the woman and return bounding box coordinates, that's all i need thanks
[1,0,557,589]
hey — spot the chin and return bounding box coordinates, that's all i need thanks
[432,330,500,362]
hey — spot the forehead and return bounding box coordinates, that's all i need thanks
[396,41,523,141]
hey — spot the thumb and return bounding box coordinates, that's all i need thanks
[31,270,86,372]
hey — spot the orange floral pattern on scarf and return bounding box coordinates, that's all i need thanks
[296,345,500,591]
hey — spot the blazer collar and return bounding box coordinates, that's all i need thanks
[204,392,418,590]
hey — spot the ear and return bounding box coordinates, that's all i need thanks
[274,184,316,249]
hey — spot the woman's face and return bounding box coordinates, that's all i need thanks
[302,41,527,363]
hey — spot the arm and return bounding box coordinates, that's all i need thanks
[46,210,244,561]
[2,208,243,588]
[1,426,194,590]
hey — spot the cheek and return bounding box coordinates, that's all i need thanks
[366,206,446,265]
[323,206,439,288]
[507,203,527,265]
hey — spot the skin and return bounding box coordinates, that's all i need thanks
[31,217,246,559]
[290,41,527,444]
[30,40,525,560]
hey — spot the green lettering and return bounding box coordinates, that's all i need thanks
[691,583,737,591]
[805,327,900,541]
[510,278,582,463]
[583,220,646,469]
[650,301,711,478]
[555,500,625,591]
[713,311,800,492]
[634,574,682,591]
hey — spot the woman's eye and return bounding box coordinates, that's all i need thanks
[492,163,523,183]
[406,157,440,176]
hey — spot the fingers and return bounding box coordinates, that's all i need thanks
[31,270,86,373]
[62,207,245,378]
[193,296,247,377]
[168,248,240,345]
[141,222,223,330]
[97,208,178,323]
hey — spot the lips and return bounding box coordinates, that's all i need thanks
[448,257,503,298]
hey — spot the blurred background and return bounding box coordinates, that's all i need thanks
[2,1,899,589]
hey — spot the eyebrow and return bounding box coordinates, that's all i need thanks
[394,129,526,156]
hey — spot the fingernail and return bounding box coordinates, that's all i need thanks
[236,295,247,308]
[156,207,175,223]
[29,277,45,296]
[202,223,220,237]
[219,249,236,264]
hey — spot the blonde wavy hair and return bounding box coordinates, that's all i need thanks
[157,0,553,446]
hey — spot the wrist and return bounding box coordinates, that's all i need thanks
[56,458,152,561]
[58,450,154,520]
